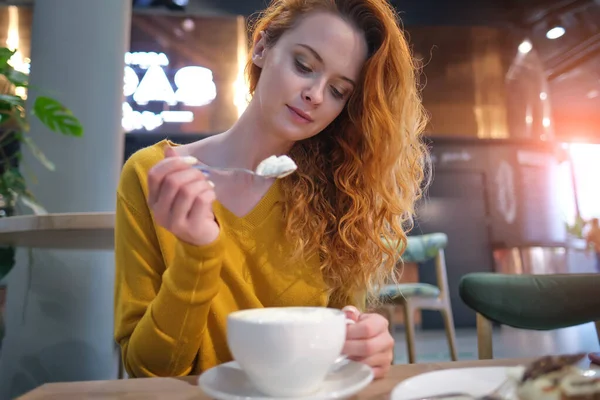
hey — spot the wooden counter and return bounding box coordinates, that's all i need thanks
[0,212,115,250]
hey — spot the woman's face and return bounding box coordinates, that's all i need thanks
[252,12,368,142]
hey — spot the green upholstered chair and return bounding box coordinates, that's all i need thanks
[379,233,458,363]
[459,273,600,359]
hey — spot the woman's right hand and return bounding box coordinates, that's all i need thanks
[147,146,219,246]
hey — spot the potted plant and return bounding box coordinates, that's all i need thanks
[0,46,83,281]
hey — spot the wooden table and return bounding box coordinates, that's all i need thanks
[0,212,115,250]
[19,357,591,400]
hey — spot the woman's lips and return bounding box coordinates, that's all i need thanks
[287,105,313,123]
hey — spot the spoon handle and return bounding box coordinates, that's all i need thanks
[192,164,258,176]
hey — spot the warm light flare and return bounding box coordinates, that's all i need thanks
[559,143,600,224]
[233,16,250,118]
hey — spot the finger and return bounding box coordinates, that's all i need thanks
[342,305,361,322]
[350,348,394,368]
[345,313,388,340]
[343,332,394,358]
[371,365,391,380]
[152,168,206,221]
[164,146,178,158]
[170,179,215,226]
[351,351,393,380]
[187,186,217,222]
[147,157,198,205]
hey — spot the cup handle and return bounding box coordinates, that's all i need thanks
[331,318,356,371]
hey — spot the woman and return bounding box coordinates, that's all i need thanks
[114,0,428,379]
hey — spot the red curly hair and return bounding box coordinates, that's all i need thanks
[246,0,429,307]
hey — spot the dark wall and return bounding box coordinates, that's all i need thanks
[425,137,566,247]
[416,137,566,328]
[414,170,494,328]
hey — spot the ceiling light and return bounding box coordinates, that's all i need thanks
[543,117,551,128]
[518,40,533,54]
[546,26,565,40]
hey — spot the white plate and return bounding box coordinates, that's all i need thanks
[391,367,512,400]
[198,360,374,400]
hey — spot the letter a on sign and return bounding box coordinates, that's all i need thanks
[133,65,177,106]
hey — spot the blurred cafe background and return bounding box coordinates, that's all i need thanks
[0,0,598,398]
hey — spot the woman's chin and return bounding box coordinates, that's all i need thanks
[274,125,318,143]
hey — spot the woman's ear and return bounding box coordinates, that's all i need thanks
[252,31,267,68]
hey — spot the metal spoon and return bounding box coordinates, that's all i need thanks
[192,164,283,178]
[192,156,297,179]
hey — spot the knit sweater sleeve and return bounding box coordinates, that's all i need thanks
[113,150,224,377]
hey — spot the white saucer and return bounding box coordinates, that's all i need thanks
[390,367,513,400]
[198,360,374,400]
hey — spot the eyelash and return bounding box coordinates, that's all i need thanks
[295,59,312,74]
[330,87,344,99]
[294,59,346,100]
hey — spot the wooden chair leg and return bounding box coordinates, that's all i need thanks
[476,313,493,360]
[402,302,417,364]
[385,305,395,338]
[595,321,600,345]
[384,304,397,365]
[441,309,458,361]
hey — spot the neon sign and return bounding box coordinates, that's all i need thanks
[122,51,217,132]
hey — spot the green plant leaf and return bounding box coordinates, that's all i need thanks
[6,68,28,87]
[0,245,15,281]
[0,48,16,71]
[22,136,55,171]
[32,96,83,137]
[0,168,28,202]
[0,95,26,132]
[0,94,24,108]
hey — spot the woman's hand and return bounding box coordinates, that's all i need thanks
[342,306,395,379]
[147,146,219,246]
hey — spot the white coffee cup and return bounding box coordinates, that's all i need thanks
[227,307,353,397]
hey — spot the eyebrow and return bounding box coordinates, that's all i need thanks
[296,43,356,87]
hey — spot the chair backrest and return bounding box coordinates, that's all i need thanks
[403,233,448,263]
[459,273,600,330]
[404,233,450,300]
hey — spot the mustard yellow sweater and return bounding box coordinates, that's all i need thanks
[114,140,351,378]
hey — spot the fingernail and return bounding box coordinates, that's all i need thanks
[342,305,361,320]
[207,180,215,188]
[182,156,198,165]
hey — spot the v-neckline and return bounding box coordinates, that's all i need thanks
[213,179,282,229]
[161,139,283,228]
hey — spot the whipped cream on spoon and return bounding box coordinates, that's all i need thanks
[192,155,297,179]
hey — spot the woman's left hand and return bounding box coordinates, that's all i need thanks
[342,306,395,379]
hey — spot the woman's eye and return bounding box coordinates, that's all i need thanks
[330,87,345,99]
[295,60,312,74]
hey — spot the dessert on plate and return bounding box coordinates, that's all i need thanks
[512,353,599,400]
